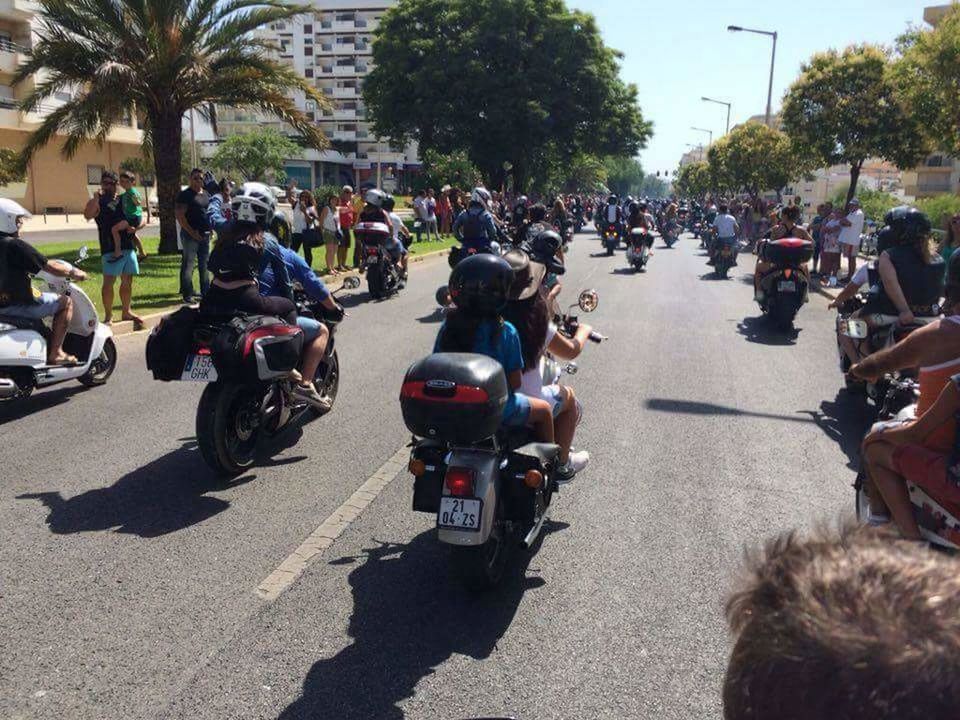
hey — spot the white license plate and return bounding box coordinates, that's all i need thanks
[181,354,218,382]
[438,497,482,531]
[778,281,797,293]
[366,256,379,264]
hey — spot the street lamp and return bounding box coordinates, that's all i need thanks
[727,25,778,128]
[702,96,732,135]
[691,126,713,148]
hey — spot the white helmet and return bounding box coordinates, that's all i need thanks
[364,188,386,207]
[471,186,492,208]
[0,198,31,236]
[230,182,276,228]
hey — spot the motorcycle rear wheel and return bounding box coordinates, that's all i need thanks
[451,498,508,592]
[772,300,798,332]
[197,382,262,477]
[308,350,340,419]
[367,264,383,299]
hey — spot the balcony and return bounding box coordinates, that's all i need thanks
[333,108,357,120]
[316,43,335,55]
[332,86,358,98]
[331,65,358,77]
[0,37,28,75]
[0,0,34,21]
[332,130,357,141]
[332,20,356,32]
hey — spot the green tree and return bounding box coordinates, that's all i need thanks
[603,156,645,197]
[829,185,899,225]
[638,173,669,198]
[15,0,329,254]
[781,44,929,207]
[210,128,300,182]
[893,8,960,158]
[363,0,651,191]
[416,149,482,192]
[673,161,712,199]
[705,140,735,196]
[0,148,26,186]
[563,154,607,193]
[710,122,801,197]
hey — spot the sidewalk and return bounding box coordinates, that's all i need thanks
[23,213,160,233]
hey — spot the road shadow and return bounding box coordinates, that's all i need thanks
[0,383,89,426]
[736,315,801,346]
[590,251,616,258]
[611,267,639,275]
[797,389,877,471]
[416,309,445,324]
[337,291,373,309]
[278,523,567,720]
[645,397,818,425]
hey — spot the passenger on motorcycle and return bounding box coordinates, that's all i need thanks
[0,199,87,365]
[837,207,944,368]
[753,205,812,299]
[707,203,740,266]
[502,247,591,480]
[603,195,623,235]
[382,195,410,287]
[853,252,960,538]
[453,187,499,253]
[434,254,555,445]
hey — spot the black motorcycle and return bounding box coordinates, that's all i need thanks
[357,220,403,300]
[755,238,813,330]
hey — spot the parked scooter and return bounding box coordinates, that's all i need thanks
[402,290,603,591]
[755,238,814,330]
[0,246,116,400]
[626,227,653,272]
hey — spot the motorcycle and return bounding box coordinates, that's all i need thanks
[357,220,403,300]
[149,276,360,477]
[755,238,813,331]
[713,238,737,279]
[602,222,620,255]
[402,290,603,591]
[0,246,116,401]
[853,378,960,551]
[626,227,653,272]
[662,221,680,248]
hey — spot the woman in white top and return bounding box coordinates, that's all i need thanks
[502,249,594,481]
[291,190,319,268]
[318,192,341,275]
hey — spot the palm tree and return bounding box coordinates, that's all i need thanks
[15,0,329,253]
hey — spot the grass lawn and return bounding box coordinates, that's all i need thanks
[37,233,458,318]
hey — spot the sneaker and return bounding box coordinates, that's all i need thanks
[555,450,590,484]
[292,383,333,412]
[866,511,892,527]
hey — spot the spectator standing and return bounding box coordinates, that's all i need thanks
[820,207,843,285]
[424,188,439,242]
[175,168,212,303]
[111,170,147,261]
[941,213,960,273]
[413,189,428,243]
[337,185,356,272]
[291,190,319,269]
[837,197,865,282]
[83,170,143,327]
[350,186,365,268]
[319,193,341,275]
[439,187,453,236]
[809,203,826,276]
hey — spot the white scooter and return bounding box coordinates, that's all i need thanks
[0,246,117,400]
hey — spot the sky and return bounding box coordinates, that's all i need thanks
[572,0,938,176]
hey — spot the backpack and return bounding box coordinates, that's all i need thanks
[461,209,486,241]
[145,306,200,381]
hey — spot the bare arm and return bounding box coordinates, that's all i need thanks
[865,381,960,448]
[850,322,933,381]
[547,323,593,361]
[83,193,100,220]
[43,259,85,281]
[828,279,864,308]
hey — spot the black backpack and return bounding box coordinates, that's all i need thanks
[145,306,199,381]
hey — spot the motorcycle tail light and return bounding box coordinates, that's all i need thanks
[784,268,793,279]
[445,467,474,497]
[366,247,378,255]
[523,469,543,489]
[242,324,301,358]
[408,458,426,477]
[196,345,212,356]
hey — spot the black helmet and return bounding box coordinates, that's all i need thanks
[628,201,639,215]
[608,195,618,205]
[447,254,513,316]
[383,194,395,212]
[884,205,932,243]
[875,226,899,256]
[522,229,565,276]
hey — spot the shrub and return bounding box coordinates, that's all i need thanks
[915,194,960,230]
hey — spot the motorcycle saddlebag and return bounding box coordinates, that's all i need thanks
[145,306,199,381]
[410,439,448,513]
[210,315,303,383]
[761,238,814,266]
[400,353,508,444]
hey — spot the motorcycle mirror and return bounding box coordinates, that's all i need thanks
[341,276,361,290]
[565,362,579,375]
[76,245,89,263]
[435,285,451,307]
[840,319,869,340]
[578,289,599,313]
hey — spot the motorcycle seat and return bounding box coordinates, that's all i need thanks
[511,442,561,465]
[0,314,47,334]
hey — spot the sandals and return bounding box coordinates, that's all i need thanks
[48,353,79,366]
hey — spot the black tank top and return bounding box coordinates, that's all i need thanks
[871,245,944,314]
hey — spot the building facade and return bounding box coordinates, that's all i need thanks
[0,0,144,213]
[216,0,419,192]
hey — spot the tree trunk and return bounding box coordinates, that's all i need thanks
[152,112,183,255]
[846,161,863,206]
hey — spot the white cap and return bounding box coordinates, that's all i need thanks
[0,198,32,235]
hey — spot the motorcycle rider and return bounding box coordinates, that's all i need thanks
[502,247,592,480]
[603,195,623,237]
[0,199,87,365]
[453,187,499,253]
[356,188,407,285]
[382,195,410,287]
[837,207,944,368]
[854,252,960,538]
[708,203,740,266]
[753,205,813,301]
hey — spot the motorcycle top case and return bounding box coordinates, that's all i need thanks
[400,353,508,444]
[354,221,392,246]
[146,306,199,381]
[760,237,814,266]
[210,314,304,383]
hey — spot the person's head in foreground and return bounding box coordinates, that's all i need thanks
[724,523,960,720]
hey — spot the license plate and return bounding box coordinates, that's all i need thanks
[181,354,218,382]
[778,281,797,293]
[366,256,379,264]
[438,497,482,531]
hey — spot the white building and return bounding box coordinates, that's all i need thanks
[217,0,419,192]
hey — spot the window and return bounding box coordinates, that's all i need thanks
[305,100,316,111]
[304,46,312,56]
[305,68,313,78]
[87,165,105,184]
[926,155,946,168]
[303,24,312,33]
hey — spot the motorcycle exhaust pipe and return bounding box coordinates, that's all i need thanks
[0,378,19,399]
[521,506,551,549]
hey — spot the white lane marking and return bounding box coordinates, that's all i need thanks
[255,444,410,601]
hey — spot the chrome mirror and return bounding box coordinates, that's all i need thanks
[578,289,599,313]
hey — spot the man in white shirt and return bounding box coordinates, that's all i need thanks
[412,190,428,243]
[709,203,740,265]
[837,197,865,281]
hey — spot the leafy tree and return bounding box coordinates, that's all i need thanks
[673,161,712,199]
[705,141,735,196]
[638,173,669,198]
[364,0,651,191]
[603,156,645,197]
[15,0,329,254]
[562,154,607,193]
[781,44,929,207]
[416,149,481,192]
[829,185,898,224]
[709,122,800,197]
[0,148,26,186]
[210,128,300,182]
[893,8,960,158]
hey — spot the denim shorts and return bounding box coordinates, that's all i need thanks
[1,292,61,320]
[101,249,140,276]
[502,392,532,427]
[296,315,324,343]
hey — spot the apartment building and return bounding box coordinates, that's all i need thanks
[0,0,144,213]
[217,0,419,192]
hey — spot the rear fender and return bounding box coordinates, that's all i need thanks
[437,447,500,547]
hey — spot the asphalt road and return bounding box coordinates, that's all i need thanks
[1,230,874,720]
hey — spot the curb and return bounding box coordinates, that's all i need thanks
[110,246,452,339]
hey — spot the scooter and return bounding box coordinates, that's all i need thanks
[853,378,960,551]
[602,222,620,255]
[713,238,737,279]
[626,227,653,272]
[0,246,116,400]
[755,238,813,331]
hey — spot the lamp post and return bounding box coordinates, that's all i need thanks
[691,126,713,148]
[727,25,778,128]
[702,96,732,135]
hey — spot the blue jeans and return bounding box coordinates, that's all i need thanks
[180,230,210,300]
